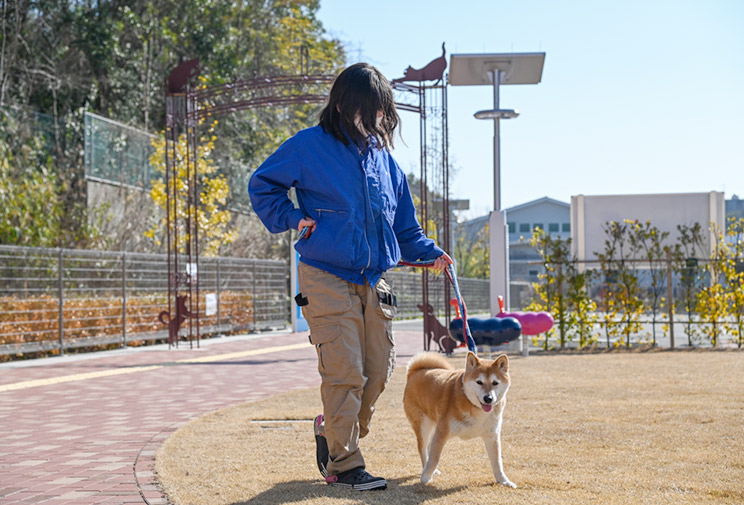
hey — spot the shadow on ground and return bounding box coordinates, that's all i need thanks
[226,478,466,505]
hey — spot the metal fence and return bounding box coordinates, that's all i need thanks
[0,245,289,356]
[385,269,490,319]
[0,245,491,358]
[512,257,744,349]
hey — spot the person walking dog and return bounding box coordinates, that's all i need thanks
[248,62,452,491]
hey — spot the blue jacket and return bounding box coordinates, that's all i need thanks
[248,125,443,286]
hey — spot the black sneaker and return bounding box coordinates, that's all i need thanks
[313,414,329,478]
[326,467,387,491]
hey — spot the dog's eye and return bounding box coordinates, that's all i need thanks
[492,381,499,386]
[476,380,483,385]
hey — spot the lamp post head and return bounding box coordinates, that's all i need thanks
[449,53,545,86]
[474,109,520,120]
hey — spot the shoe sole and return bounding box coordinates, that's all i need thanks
[314,415,328,478]
[328,480,387,491]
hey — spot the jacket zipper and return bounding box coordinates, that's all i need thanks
[359,153,373,274]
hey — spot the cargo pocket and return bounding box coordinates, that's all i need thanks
[374,277,397,321]
[384,328,396,385]
[309,323,342,375]
[298,262,352,325]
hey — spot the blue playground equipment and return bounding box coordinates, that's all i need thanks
[448,316,521,347]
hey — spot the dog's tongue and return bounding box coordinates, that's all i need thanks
[481,404,493,413]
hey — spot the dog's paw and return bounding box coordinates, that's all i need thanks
[498,479,517,488]
[420,469,440,484]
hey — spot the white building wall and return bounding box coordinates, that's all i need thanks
[570,192,725,261]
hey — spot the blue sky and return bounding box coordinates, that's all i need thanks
[316,0,744,219]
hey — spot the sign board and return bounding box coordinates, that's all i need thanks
[185,262,198,280]
[205,293,217,316]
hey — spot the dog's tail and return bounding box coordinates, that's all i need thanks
[406,352,453,379]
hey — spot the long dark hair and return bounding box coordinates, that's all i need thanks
[319,63,400,149]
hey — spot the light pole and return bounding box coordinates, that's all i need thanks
[450,52,545,318]
[473,69,520,210]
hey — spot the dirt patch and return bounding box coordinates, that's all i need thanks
[156,351,744,505]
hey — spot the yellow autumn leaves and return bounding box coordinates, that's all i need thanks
[145,121,237,257]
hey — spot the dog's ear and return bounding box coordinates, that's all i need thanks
[466,351,478,370]
[495,354,509,374]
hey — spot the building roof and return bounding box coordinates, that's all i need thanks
[505,196,569,213]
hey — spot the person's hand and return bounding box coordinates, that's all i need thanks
[430,252,453,273]
[298,217,316,238]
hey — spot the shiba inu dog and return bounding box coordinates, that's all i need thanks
[403,351,516,487]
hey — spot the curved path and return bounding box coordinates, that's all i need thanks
[0,325,427,505]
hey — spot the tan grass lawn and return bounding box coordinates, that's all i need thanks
[156,350,744,505]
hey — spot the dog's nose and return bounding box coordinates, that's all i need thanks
[483,394,493,404]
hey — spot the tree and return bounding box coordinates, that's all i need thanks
[0,135,61,247]
[565,268,598,348]
[597,220,644,348]
[673,223,706,346]
[695,225,729,347]
[455,223,489,279]
[528,227,572,349]
[1,0,346,251]
[629,220,670,346]
[0,110,108,248]
[145,120,237,257]
[722,217,744,348]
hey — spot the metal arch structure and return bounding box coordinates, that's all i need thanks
[162,47,450,351]
[162,59,335,348]
[391,72,451,353]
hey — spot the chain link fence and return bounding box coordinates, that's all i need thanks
[84,112,156,189]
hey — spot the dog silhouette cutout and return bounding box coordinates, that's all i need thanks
[417,302,459,355]
[158,294,195,343]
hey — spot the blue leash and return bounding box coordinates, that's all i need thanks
[397,260,477,354]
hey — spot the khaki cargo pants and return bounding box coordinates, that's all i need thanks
[298,262,396,475]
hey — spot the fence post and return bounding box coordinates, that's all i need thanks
[557,262,565,349]
[216,257,222,331]
[57,248,64,356]
[252,260,257,328]
[666,249,674,349]
[122,252,127,348]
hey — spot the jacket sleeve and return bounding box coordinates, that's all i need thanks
[391,161,445,262]
[248,137,306,234]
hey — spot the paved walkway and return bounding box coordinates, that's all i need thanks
[0,325,428,505]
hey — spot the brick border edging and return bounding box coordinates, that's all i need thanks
[133,419,191,505]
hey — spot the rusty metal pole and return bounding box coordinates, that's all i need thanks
[187,89,201,349]
[184,87,193,349]
[419,83,430,351]
[164,86,173,349]
[442,81,451,326]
